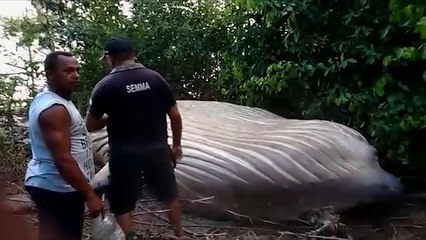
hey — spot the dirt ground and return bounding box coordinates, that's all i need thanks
[2,175,426,240]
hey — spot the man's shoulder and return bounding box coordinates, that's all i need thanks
[140,66,161,76]
[136,68,169,86]
[96,74,113,88]
[92,74,114,95]
[29,96,69,125]
[129,66,163,80]
[30,90,66,110]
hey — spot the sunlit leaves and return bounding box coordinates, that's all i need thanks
[224,0,426,167]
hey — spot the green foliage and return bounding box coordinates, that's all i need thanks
[1,0,425,173]
[128,0,228,99]
[219,0,426,169]
[3,0,228,111]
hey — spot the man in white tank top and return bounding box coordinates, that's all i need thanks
[24,51,104,240]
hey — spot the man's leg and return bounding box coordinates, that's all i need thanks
[143,147,183,237]
[56,192,85,240]
[107,152,144,235]
[26,186,85,240]
[114,212,133,234]
[164,197,183,237]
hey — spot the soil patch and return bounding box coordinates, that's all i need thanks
[2,179,426,240]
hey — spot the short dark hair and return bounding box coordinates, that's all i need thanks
[44,51,74,71]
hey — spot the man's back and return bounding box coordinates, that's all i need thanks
[87,36,184,237]
[90,63,176,149]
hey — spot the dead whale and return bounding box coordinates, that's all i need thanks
[89,100,401,222]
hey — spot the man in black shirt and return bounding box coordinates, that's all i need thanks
[86,36,184,238]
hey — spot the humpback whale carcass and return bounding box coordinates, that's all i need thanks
[89,100,401,222]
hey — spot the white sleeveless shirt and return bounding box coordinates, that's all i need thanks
[24,87,95,192]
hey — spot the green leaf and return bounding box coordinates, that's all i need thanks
[349,102,357,112]
[387,93,402,103]
[395,48,404,58]
[398,83,409,92]
[380,25,391,39]
[383,56,392,66]
[220,88,228,95]
[373,75,390,96]
[232,63,243,81]
[413,96,423,106]
[347,58,357,63]
[416,17,426,39]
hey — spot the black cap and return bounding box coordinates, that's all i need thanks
[99,36,134,60]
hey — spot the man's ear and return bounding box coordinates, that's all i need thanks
[45,69,53,81]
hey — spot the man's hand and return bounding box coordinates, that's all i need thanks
[85,112,108,132]
[86,194,105,219]
[171,145,183,163]
[167,104,183,167]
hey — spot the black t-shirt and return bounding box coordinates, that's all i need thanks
[88,63,176,149]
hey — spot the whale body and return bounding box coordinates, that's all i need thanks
[89,100,401,222]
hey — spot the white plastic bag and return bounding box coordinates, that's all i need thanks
[90,214,126,240]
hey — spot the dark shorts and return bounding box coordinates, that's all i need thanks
[25,186,85,240]
[107,145,178,215]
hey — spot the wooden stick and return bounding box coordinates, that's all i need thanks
[132,209,171,216]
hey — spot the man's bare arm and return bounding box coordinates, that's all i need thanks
[39,104,98,201]
[167,104,182,147]
[85,111,108,132]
